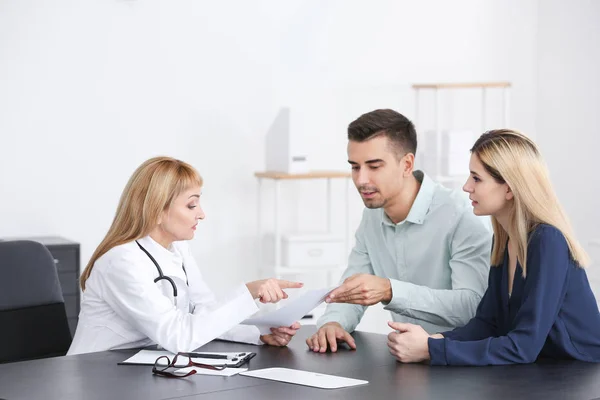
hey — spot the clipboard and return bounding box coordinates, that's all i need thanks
[193,352,256,368]
[119,350,256,368]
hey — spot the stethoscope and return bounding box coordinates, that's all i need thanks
[135,240,188,307]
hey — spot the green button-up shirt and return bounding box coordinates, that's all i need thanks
[318,171,492,334]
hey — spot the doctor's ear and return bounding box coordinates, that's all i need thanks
[505,185,514,201]
[157,208,170,226]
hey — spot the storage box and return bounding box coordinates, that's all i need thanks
[281,234,344,268]
[265,107,310,174]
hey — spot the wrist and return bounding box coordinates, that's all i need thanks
[383,278,393,302]
[424,339,431,361]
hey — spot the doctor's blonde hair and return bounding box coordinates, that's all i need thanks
[80,156,203,290]
[472,129,589,276]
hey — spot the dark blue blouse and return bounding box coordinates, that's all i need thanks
[428,224,600,365]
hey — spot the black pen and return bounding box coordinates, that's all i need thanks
[185,352,229,360]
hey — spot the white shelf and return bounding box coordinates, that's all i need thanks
[254,171,351,180]
[412,82,511,89]
[413,81,511,180]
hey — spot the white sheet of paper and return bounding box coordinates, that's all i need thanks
[176,367,247,377]
[240,367,368,389]
[120,350,251,367]
[241,287,333,334]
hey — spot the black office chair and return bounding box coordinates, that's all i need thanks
[0,240,72,363]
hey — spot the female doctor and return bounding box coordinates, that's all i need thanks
[68,156,303,355]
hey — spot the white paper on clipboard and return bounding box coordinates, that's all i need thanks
[120,350,253,368]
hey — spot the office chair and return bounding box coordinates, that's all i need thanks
[0,240,72,363]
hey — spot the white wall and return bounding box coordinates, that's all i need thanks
[536,0,600,290]
[0,0,538,296]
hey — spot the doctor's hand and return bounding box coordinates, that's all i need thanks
[387,322,431,363]
[306,322,356,353]
[246,278,303,304]
[260,322,301,347]
[325,273,392,306]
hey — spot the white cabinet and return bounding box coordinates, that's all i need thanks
[255,171,352,287]
[282,234,345,269]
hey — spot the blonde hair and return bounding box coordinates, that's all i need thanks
[472,129,589,276]
[80,156,203,290]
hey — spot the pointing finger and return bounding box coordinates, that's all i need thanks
[277,280,304,289]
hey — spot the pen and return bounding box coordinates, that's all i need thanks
[186,352,229,360]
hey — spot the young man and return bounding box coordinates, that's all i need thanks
[306,109,492,353]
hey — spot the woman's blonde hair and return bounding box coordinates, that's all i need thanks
[472,129,589,276]
[80,156,203,290]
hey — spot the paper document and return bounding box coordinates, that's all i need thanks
[240,368,368,389]
[176,366,247,377]
[119,350,253,368]
[241,287,333,334]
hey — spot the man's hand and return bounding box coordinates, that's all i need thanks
[260,322,301,346]
[246,279,303,303]
[305,322,357,353]
[387,321,431,363]
[325,274,392,305]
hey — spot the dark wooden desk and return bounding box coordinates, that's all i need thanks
[1,327,600,400]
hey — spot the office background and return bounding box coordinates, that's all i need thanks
[0,0,598,333]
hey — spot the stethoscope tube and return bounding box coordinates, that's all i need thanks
[135,240,186,307]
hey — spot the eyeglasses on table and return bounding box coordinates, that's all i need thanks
[152,352,226,378]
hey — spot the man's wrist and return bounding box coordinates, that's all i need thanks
[383,278,393,303]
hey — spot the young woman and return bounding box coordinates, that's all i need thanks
[68,157,302,355]
[386,129,600,365]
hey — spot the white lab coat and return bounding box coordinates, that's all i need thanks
[67,236,261,355]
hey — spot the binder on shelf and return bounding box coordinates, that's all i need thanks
[265,107,310,174]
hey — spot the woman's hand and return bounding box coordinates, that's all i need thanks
[260,322,301,346]
[387,321,431,363]
[246,279,303,303]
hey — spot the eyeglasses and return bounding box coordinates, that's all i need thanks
[152,352,226,378]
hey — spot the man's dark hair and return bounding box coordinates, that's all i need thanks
[347,109,417,158]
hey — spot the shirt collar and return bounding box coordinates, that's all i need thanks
[136,235,183,269]
[381,170,435,226]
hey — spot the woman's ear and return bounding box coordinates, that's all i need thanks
[505,185,514,201]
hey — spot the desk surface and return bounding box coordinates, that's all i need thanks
[2,327,600,400]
